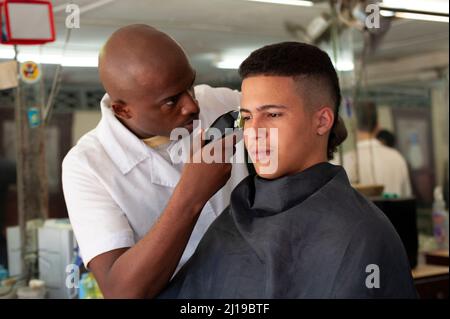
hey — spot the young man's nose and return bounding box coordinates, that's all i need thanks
[245,119,269,139]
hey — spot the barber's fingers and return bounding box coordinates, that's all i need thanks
[189,128,205,159]
[231,129,243,146]
[199,128,206,148]
[203,131,241,163]
[222,130,242,157]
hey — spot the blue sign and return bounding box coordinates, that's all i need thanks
[27,107,41,128]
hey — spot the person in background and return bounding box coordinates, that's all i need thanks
[340,101,413,198]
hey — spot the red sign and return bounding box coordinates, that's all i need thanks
[1,0,55,45]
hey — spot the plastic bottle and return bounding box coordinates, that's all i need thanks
[0,265,9,284]
[432,186,449,249]
[78,273,103,299]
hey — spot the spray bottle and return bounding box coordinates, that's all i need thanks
[432,186,449,249]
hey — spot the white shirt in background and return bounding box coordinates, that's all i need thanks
[337,139,412,198]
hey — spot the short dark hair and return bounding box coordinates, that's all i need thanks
[238,41,342,160]
[356,101,378,133]
[376,129,396,148]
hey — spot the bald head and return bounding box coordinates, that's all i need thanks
[97,24,199,139]
[99,24,192,104]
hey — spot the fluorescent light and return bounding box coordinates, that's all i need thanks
[215,56,354,71]
[245,0,313,7]
[381,8,449,23]
[0,47,98,67]
[336,61,354,72]
[318,36,355,72]
[19,53,63,65]
[380,10,396,17]
[216,57,244,69]
[0,48,15,59]
[394,12,449,23]
[381,0,449,14]
[215,50,253,69]
[60,56,98,67]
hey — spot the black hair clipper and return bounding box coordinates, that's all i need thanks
[204,110,242,145]
[203,110,256,176]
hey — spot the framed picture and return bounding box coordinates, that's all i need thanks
[393,107,435,204]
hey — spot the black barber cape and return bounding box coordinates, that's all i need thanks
[159,163,417,298]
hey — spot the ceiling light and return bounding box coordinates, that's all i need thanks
[244,0,313,7]
[215,57,244,69]
[0,47,98,67]
[394,12,449,23]
[380,10,395,17]
[336,61,354,72]
[380,0,449,14]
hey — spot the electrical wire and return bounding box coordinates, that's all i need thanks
[43,6,74,124]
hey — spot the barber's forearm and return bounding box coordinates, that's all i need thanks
[102,184,205,298]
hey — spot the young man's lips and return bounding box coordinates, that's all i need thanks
[250,149,272,161]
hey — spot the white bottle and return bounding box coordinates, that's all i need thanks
[432,186,449,249]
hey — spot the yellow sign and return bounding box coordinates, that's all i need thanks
[20,61,41,84]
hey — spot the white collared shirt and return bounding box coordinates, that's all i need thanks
[338,139,412,198]
[62,84,248,269]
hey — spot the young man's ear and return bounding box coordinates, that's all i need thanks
[315,106,334,136]
[111,101,132,120]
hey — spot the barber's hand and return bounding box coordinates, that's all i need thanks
[177,129,238,208]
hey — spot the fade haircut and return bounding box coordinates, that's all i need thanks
[239,41,342,160]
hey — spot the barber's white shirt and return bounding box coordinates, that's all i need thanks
[62,84,248,269]
[339,139,412,198]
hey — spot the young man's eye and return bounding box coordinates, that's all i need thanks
[242,115,252,121]
[268,113,282,118]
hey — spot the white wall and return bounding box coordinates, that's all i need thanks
[377,105,394,132]
[71,111,101,146]
[431,81,449,189]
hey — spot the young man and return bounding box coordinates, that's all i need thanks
[159,42,417,299]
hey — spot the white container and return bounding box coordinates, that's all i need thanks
[432,186,449,249]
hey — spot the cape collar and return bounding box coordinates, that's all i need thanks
[230,162,343,217]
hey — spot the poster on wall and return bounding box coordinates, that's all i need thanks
[394,108,435,204]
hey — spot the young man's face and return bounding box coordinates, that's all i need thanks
[241,75,333,179]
